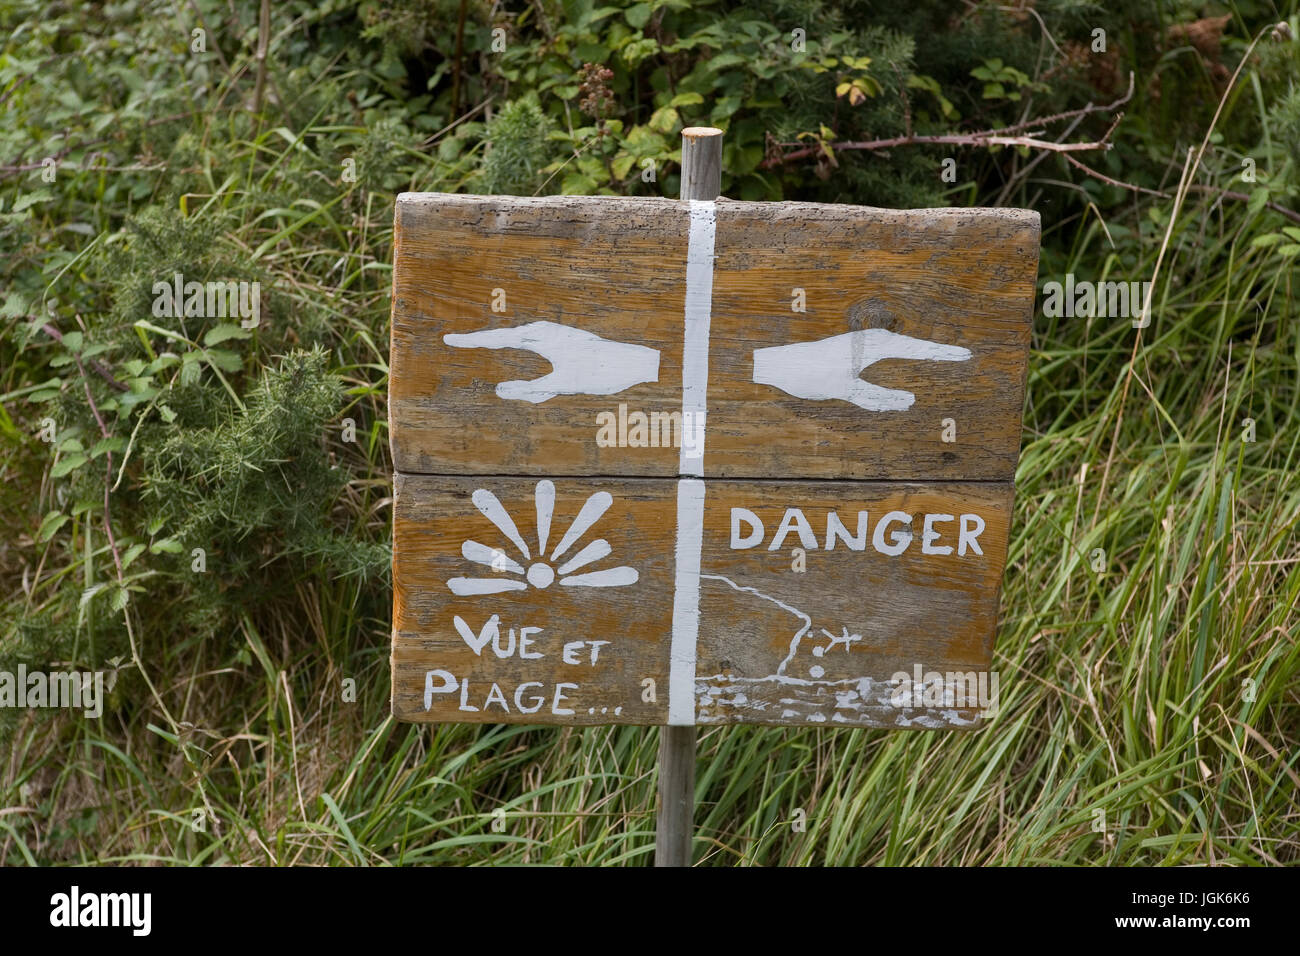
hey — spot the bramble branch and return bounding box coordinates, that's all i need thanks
[762,74,1135,169]
[42,323,128,392]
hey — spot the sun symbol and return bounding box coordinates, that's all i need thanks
[447,480,639,596]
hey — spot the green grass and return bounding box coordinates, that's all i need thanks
[5,179,1296,866]
[1,1,1298,866]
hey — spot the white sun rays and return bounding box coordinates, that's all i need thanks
[447,480,640,596]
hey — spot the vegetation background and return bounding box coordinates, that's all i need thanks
[1,0,1298,865]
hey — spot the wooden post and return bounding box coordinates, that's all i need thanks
[679,126,723,206]
[655,126,722,868]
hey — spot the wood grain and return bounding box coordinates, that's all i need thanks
[389,194,688,477]
[707,201,1038,481]
[392,475,1012,728]
[389,192,1034,729]
[388,193,1039,481]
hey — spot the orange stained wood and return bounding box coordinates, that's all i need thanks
[389,192,1039,729]
[389,193,1039,480]
[392,476,1012,728]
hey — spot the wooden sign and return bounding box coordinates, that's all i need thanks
[390,193,1039,729]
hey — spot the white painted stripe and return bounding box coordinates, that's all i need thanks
[680,200,715,476]
[667,202,714,725]
[668,478,705,726]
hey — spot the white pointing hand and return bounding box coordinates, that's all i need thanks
[752,328,971,412]
[444,320,661,404]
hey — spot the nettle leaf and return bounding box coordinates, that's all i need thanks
[111,586,130,611]
[579,5,621,28]
[203,323,252,346]
[180,354,202,387]
[51,453,88,477]
[150,537,184,555]
[611,152,637,180]
[625,1,652,29]
[120,376,159,406]
[561,171,598,194]
[57,436,84,453]
[79,582,108,611]
[647,105,679,133]
[13,189,54,213]
[624,124,667,154]
[203,349,243,373]
[90,437,125,458]
[38,510,68,542]
[621,38,659,68]
[122,542,147,569]
[577,155,605,177]
[1,291,30,319]
[711,96,742,122]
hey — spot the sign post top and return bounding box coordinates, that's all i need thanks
[679,126,722,202]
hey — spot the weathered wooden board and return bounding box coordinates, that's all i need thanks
[389,191,1038,729]
[391,476,1012,728]
[706,202,1037,480]
[389,193,1038,481]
